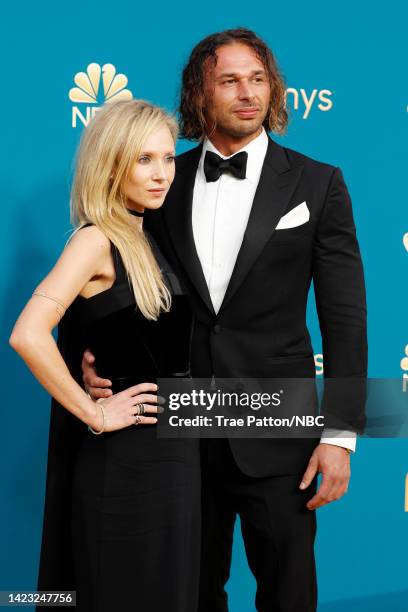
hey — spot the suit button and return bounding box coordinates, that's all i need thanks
[213,324,222,334]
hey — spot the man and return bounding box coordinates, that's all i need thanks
[83,28,367,611]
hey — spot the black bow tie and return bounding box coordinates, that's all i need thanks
[204,150,248,182]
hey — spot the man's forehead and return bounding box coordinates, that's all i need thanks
[207,43,265,76]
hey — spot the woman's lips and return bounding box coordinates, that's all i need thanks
[148,188,166,194]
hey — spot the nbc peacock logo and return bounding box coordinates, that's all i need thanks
[401,346,408,393]
[69,63,133,128]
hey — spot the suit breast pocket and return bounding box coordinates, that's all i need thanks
[269,224,313,246]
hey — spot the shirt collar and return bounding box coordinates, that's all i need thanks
[199,127,269,184]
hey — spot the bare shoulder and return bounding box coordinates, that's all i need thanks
[51,224,113,283]
[27,225,114,315]
[67,224,111,253]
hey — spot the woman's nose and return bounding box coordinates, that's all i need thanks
[151,163,167,180]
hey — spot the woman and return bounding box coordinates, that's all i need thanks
[9,100,200,612]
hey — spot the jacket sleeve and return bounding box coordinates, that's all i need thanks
[312,166,367,433]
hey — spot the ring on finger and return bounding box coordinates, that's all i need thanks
[135,402,145,416]
[134,415,142,426]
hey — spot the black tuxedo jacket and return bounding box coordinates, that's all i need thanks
[145,135,367,477]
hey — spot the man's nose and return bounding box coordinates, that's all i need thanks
[237,80,255,101]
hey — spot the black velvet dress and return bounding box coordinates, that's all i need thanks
[36,230,201,612]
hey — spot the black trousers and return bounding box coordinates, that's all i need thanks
[198,439,317,612]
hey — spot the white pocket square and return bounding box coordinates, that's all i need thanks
[276,201,310,230]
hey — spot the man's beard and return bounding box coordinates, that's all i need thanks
[209,109,267,139]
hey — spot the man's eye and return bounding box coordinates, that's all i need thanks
[223,79,236,85]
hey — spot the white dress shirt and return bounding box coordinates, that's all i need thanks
[191,128,356,452]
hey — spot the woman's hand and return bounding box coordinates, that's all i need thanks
[88,382,162,432]
[82,349,113,400]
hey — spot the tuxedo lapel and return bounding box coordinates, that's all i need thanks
[162,145,216,315]
[218,137,304,313]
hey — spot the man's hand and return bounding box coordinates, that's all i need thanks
[299,443,351,510]
[82,349,113,400]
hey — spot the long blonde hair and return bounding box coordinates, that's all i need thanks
[70,99,178,320]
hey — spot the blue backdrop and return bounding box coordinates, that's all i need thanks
[1,1,407,609]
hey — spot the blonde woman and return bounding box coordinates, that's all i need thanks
[9,100,200,612]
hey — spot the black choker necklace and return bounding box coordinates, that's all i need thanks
[127,208,144,218]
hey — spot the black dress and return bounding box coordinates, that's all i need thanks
[36,230,201,612]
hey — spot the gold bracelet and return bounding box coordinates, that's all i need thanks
[88,401,105,435]
[32,290,67,321]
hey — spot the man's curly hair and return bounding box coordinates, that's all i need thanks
[179,28,288,141]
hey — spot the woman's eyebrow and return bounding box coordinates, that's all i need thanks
[139,150,175,156]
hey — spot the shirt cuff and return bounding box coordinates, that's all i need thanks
[320,428,357,453]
